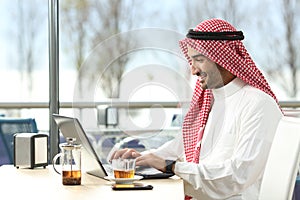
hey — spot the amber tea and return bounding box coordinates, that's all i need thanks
[62,170,81,185]
[112,158,136,179]
[113,169,135,178]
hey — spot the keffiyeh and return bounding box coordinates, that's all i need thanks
[179,18,280,163]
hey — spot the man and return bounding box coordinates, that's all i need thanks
[111,18,283,199]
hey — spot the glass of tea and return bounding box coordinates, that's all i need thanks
[112,158,136,178]
[52,137,82,185]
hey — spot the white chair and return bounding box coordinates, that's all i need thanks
[259,116,300,200]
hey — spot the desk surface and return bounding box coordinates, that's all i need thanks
[0,165,184,199]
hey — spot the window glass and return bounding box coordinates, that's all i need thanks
[0,0,49,130]
[0,0,299,162]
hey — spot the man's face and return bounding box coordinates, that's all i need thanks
[187,46,229,90]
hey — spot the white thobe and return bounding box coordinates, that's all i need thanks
[152,78,283,200]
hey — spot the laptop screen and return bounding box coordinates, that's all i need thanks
[52,114,108,178]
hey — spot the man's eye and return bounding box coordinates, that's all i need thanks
[195,58,204,62]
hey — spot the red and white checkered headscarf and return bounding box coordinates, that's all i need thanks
[179,18,280,163]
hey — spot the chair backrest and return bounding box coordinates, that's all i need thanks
[0,118,38,165]
[259,116,300,200]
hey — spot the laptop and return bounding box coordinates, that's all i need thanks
[52,114,174,179]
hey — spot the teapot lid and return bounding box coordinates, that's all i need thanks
[59,137,81,149]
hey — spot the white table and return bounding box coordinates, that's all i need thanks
[0,165,184,199]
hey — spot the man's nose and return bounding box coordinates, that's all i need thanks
[191,65,199,75]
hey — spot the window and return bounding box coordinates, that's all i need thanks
[0,0,299,163]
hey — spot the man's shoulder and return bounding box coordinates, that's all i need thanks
[239,85,281,115]
[242,85,275,103]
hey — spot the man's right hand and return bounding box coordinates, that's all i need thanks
[110,148,142,161]
[110,148,167,172]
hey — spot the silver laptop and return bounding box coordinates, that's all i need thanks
[52,114,174,179]
[52,114,109,178]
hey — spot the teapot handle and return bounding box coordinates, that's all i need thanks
[52,153,62,175]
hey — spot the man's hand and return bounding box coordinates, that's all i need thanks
[110,149,168,172]
[110,148,142,161]
[136,153,166,172]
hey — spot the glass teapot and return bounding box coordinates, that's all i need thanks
[52,137,82,185]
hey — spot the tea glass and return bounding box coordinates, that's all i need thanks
[112,158,136,179]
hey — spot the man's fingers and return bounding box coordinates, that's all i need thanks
[122,150,135,159]
[132,151,141,158]
[112,148,129,159]
[111,148,141,160]
[136,154,166,172]
[136,155,151,166]
[122,149,140,159]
